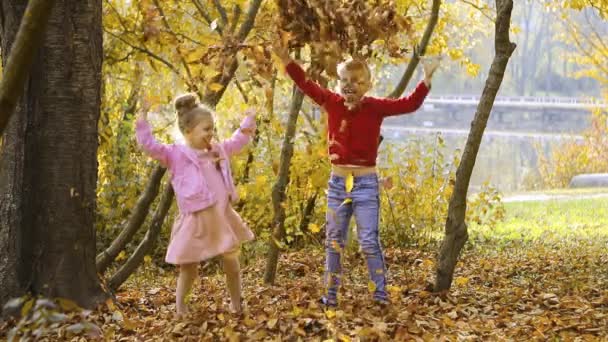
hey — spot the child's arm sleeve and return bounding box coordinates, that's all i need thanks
[285,61,333,106]
[135,118,173,167]
[376,81,430,117]
[220,114,256,156]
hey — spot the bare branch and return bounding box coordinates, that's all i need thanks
[96,167,166,273]
[152,0,194,82]
[459,0,495,21]
[212,0,229,28]
[229,4,242,35]
[103,28,182,76]
[389,0,441,98]
[237,0,263,42]
[192,0,223,35]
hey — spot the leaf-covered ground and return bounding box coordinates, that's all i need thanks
[3,197,608,341]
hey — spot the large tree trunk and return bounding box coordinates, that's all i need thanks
[264,84,305,284]
[0,0,105,308]
[434,0,516,292]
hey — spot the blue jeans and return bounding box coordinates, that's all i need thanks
[324,173,388,303]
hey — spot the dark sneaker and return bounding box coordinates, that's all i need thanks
[319,296,338,308]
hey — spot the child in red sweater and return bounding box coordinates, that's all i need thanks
[275,44,440,306]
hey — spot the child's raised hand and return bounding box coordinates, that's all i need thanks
[244,107,257,118]
[272,39,291,65]
[240,108,257,135]
[421,55,442,84]
[138,96,151,121]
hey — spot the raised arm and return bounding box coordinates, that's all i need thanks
[220,109,257,156]
[375,81,430,117]
[135,109,173,168]
[377,56,441,117]
[274,44,333,106]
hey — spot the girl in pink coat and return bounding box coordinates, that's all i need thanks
[135,93,256,315]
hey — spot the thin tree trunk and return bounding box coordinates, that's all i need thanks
[0,0,105,308]
[388,0,441,98]
[108,186,174,291]
[298,192,318,233]
[434,0,516,292]
[242,73,276,183]
[96,167,166,273]
[0,0,56,135]
[264,84,305,284]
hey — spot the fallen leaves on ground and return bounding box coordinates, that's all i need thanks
[2,241,608,341]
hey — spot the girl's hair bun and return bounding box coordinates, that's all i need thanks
[174,93,199,116]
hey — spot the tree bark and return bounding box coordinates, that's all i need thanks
[0,0,105,308]
[0,0,56,135]
[264,84,305,284]
[96,167,166,273]
[388,0,441,98]
[108,186,174,291]
[434,0,516,292]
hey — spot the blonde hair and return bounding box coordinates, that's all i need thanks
[174,93,213,134]
[336,58,371,81]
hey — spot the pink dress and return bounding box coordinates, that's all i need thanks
[165,148,254,265]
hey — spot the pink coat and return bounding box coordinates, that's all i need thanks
[135,115,255,214]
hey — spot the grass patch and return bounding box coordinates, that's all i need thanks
[470,196,608,245]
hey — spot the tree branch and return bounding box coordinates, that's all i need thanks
[237,0,263,42]
[96,167,166,273]
[192,0,223,35]
[212,0,229,28]
[229,5,242,35]
[388,0,441,98]
[0,0,57,135]
[103,28,183,77]
[152,0,194,82]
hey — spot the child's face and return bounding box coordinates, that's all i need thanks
[185,117,214,150]
[338,68,371,107]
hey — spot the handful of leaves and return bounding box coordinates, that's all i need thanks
[276,0,415,81]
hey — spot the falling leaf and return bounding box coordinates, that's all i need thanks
[341,198,352,206]
[345,173,354,193]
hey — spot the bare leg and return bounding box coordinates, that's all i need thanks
[176,263,198,316]
[222,249,241,313]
